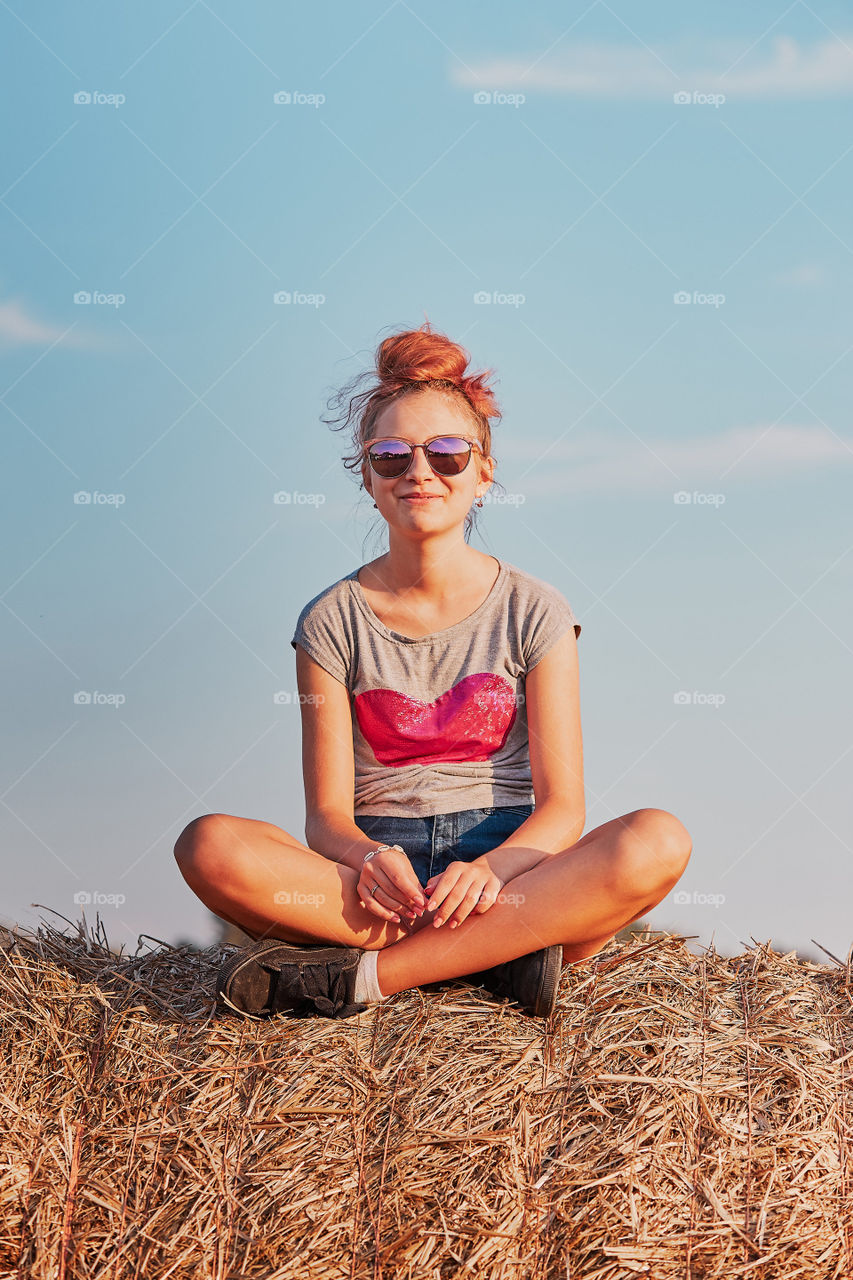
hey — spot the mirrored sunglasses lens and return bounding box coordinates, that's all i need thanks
[427,437,470,474]
[369,441,411,476]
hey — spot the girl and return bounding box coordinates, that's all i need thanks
[174,322,692,1020]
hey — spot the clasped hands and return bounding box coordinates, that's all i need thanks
[357,843,503,930]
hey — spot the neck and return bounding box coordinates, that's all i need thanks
[374,531,491,597]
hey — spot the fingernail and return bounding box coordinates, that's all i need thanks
[450,921,458,929]
[433,918,442,928]
[392,915,401,923]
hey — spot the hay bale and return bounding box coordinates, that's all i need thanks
[0,912,850,1278]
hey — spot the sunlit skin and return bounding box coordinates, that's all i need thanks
[175,389,692,997]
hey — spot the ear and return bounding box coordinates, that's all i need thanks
[476,453,495,499]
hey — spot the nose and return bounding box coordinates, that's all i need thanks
[401,444,434,480]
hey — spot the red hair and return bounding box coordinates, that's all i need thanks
[367,322,501,433]
[324,322,503,537]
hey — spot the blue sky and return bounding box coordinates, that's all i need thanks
[2,1,852,962]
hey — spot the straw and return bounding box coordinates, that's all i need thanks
[1,911,850,1278]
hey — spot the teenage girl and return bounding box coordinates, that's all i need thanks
[174,322,692,1019]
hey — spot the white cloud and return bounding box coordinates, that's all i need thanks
[0,297,68,346]
[773,263,827,287]
[498,424,853,495]
[0,296,104,349]
[454,34,853,99]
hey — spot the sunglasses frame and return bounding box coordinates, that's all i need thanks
[362,434,485,479]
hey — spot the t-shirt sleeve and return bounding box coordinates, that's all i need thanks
[290,597,350,687]
[523,588,581,672]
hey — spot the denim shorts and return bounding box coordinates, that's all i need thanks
[353,804,534,886]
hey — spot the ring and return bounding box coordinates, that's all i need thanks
[370,885,379,897]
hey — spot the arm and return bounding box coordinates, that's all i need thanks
[294,644,378,872]
[295,645,426,921]
[471,627,585,883]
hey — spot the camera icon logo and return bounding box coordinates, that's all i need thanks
[274,890,292,904]
[73,890,92,904]
[273,91,291,104]
[673,690,691,705]
[673,291,691,304]
[74,691,92,704]
[672,889,691,904]
[673,91,691,105]
[74,91,92,105]
[273,691,291,704]
[273,291,291,304]
[473,291,491,304]
[74,291,92,305]
[473,91,491,105]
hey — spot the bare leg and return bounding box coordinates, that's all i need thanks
[174,814,423,951]
[376,809,691,995]
[174,809,691,990]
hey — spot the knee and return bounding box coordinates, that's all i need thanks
[617,808,692,894]
[173,813,232,880]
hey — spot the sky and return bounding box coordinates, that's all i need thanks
[2,1,852,963]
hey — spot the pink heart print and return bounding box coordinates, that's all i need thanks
[354,672,517,767]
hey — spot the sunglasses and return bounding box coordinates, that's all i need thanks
[363,435,484,479]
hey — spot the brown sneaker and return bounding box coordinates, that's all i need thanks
[466,944,563,1017]
[216,938,367,1020]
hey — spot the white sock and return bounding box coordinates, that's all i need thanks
[354,949,386,1004]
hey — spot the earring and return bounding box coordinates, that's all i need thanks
[476,497,484,508]
[373,502,378,509]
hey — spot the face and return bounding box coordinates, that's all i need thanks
[361,392,494,530]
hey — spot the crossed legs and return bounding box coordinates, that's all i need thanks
[174,808,692,994]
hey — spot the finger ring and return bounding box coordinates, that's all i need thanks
[370,885,379,897]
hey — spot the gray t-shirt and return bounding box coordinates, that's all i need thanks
[290,559,581,818]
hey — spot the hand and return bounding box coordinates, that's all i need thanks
[423,861,503,929]
[358,845,427,925]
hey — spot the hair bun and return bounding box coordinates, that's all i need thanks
[375,321,499,423]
